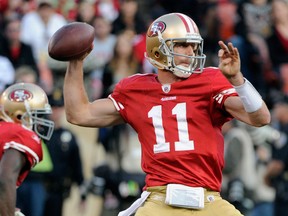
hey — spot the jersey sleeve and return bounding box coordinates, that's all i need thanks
[207,69,238,125]
[4,130,43,167]
[211,69,238,109]
[3,130,43,186]
[108,78,129,122]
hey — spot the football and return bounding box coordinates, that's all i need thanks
[48,22,95,61]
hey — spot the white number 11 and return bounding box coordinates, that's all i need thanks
[148,102,194,154]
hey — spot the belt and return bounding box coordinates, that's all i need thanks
[146,185,220,203]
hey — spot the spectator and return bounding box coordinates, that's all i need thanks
[266,0,288,85]
[215,1,237,42]
[84,15,117,100]
[94,0,120,23]
[75,0,95,25]
[53,0,78,22]
[44,88,86,216]
[20,0,67,62]
[265,99,288,216]
[200,2,221,67]
[93,123,145,216]
[251,141,275,216]
[20,0,67,93]
[264,0,288,107]
[280,65,288,95]
[89,28,144,216]
[229,0,273,96]
[223,120,277,216]
[101,29,141,98]
[0,55,15,93]
[1,16,39,80]
[222,120,257,215]
[111,0,147,35]
[14,65,38,84]
[0,0,27,22]
[154,0,202,25]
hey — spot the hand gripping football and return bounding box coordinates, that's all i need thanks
[48,22,95,61]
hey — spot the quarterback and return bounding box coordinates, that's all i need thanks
[63,13,270,216]
[0,83,54,216]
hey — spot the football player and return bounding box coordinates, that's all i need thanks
[0,83,54,216]
[63,13,270,216]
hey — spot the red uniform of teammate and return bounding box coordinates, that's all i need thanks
[64,13,271,216]
[0,122,43,187]
[0,83,54,216]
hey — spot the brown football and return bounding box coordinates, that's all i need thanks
[48,22,95,61]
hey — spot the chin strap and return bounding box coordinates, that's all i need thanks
[170,67,192,78]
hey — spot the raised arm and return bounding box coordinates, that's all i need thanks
[64,58,124,127]
[218,40,271,127]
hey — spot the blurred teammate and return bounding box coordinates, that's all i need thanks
[63,13,270,216]
[0,83,54,216]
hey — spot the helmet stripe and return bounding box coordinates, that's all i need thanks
[175,13,196,33]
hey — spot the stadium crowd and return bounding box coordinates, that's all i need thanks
[0,0,288,216]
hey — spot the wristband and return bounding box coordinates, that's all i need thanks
[233,78,263,113]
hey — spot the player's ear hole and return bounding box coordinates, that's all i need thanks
[155,51,160,58]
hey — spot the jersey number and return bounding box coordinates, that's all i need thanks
[148,103,194,154]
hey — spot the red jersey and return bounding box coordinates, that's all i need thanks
[109,67,238,191]
[0,121,43,187]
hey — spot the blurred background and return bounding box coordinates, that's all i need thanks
[1,0,288,216]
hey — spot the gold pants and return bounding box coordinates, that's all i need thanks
[135,186,243,216]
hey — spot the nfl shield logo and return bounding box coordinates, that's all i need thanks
[162,84,171,93]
